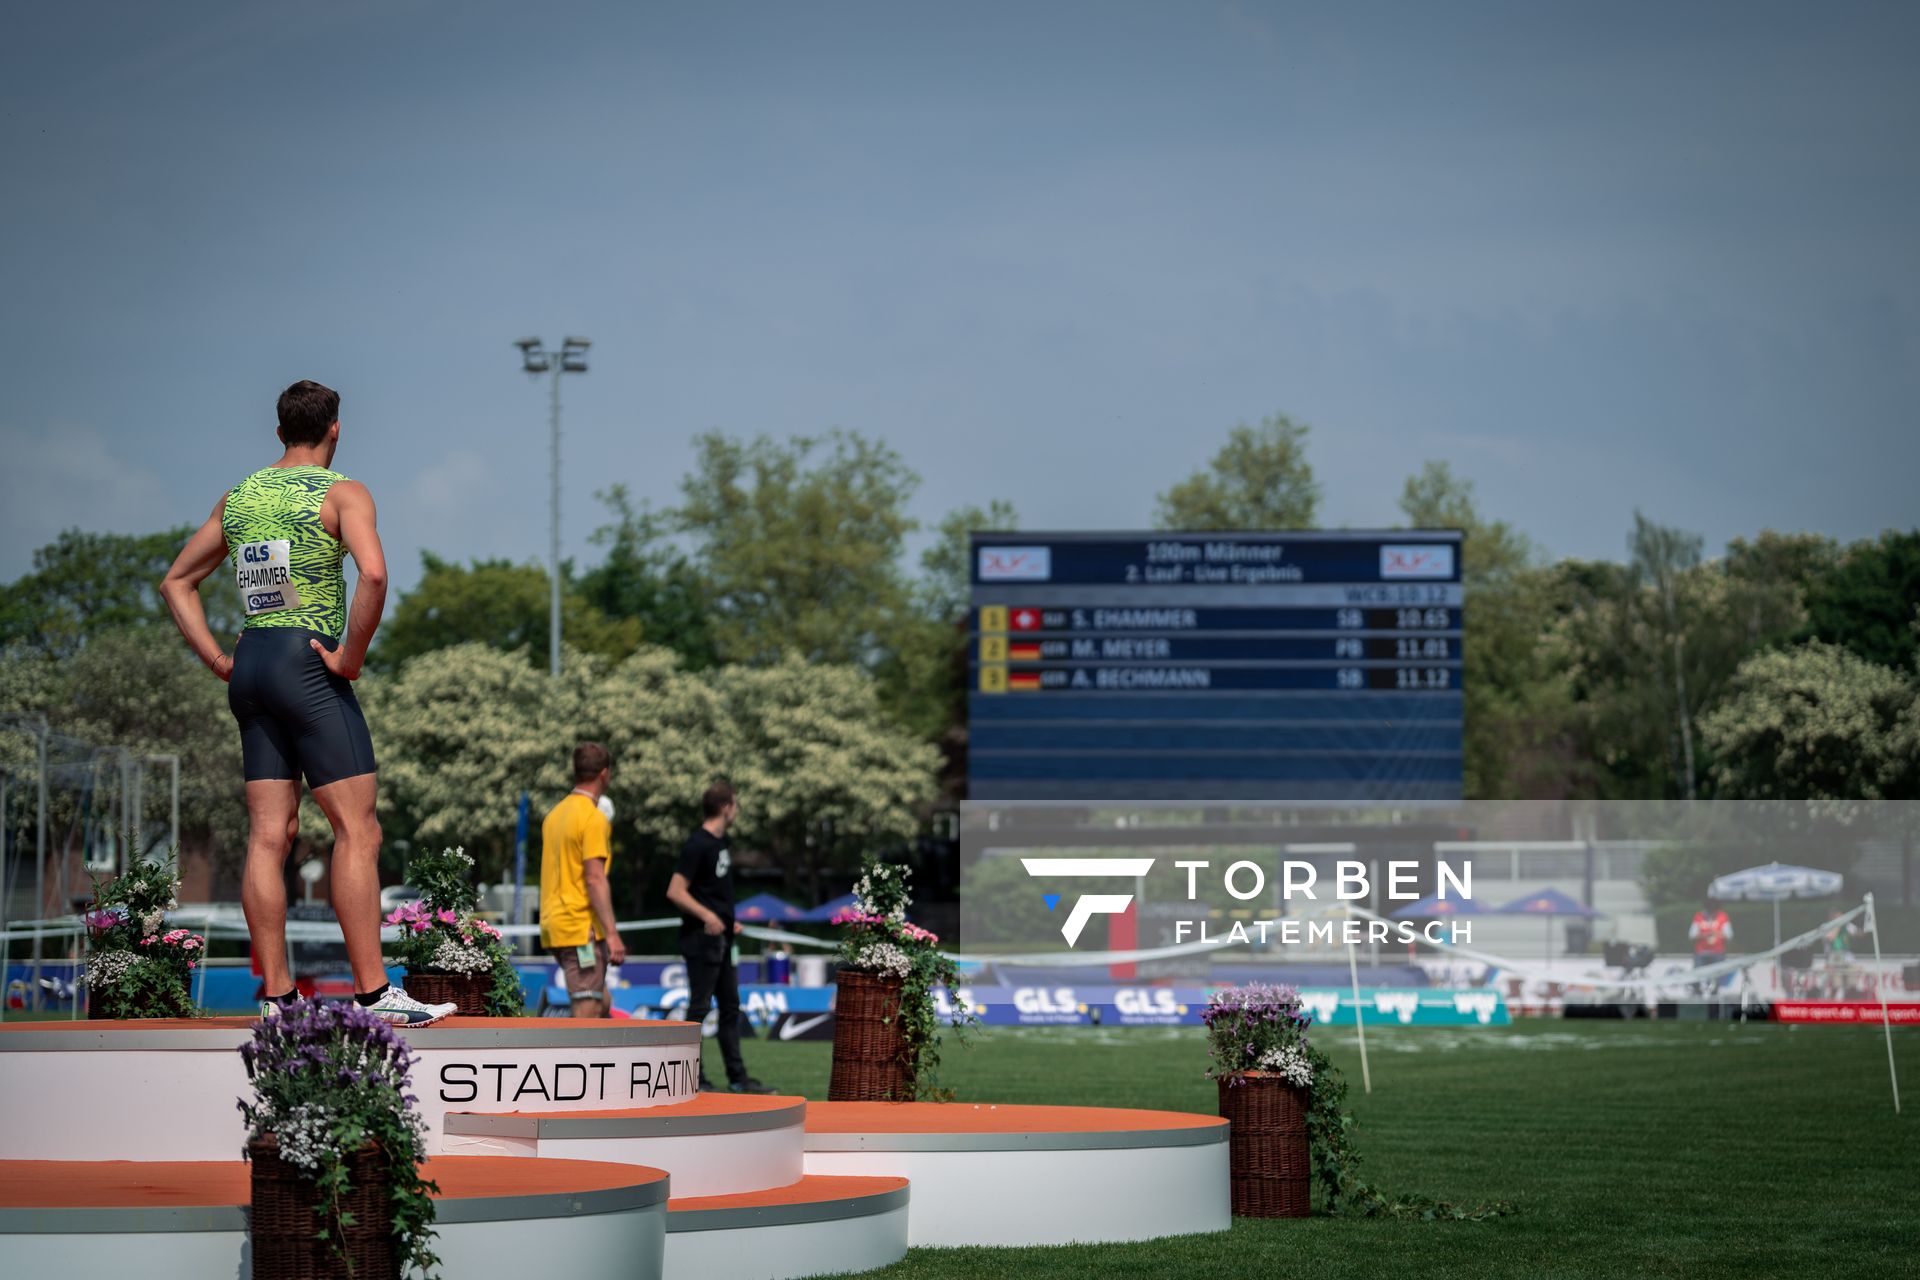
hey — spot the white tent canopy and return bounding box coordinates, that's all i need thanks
[1709,862,1845,951]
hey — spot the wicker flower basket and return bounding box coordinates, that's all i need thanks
[828,969,916,1101]
[403,968,489,1016]
[1218,1072,1311,1218]
[248,1134,398,1280]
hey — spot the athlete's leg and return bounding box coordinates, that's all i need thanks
[309,772,386,995]
[242,779,302,997]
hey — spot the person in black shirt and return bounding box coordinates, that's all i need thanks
[666,781,774,1094]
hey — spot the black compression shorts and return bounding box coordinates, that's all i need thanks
[228,627,376,788]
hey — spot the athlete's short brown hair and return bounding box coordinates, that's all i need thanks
[277,380,339,447]
[572,742,612,783]
[702,780,736,818]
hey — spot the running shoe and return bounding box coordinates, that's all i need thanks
[258,999,283,1021]
[728,1077,778,1095]
[364,987,458,1027]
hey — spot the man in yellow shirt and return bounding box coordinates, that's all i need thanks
[539,742,627,1017]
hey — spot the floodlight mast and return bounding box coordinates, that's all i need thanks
[515,336,589,677]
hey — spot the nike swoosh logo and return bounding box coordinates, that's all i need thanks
[777,1013,831,1040]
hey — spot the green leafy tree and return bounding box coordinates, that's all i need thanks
[876,500,1019,750]
[1396,462,1569,797]
[374,554,642,673]
[675,429,919,667]
[1800,529,1920,672]
[0,630,247,892]
[1,527,243,655]
[1154,412,1320,531]
[714,654,940,900]
[920,500,1019,625]
[1700,641,1918,800]
[1552,516,1808,799]
[1631,512,1707,798]
[579,485,719,670]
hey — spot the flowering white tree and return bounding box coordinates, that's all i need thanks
[715,654,940,898]
[362,642,572,872]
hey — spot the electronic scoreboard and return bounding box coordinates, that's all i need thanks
[966,530,1464,801]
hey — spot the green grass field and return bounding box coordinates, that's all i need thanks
[728,1020,1918,1280]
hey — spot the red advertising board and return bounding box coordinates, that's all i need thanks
[1771,1001,1920,1025]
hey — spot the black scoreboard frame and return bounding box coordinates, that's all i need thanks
[965,529,1465,802]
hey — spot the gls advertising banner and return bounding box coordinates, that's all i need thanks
[943,985,1509,1028]
[598,981,1509,1029]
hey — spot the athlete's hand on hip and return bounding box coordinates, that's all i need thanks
[210,653,234,683]
[607,936,628,966]
[703,915,726,937]
[311,639,361,680]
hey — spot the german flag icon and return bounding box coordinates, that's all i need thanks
[1007,672,1042,691]
[1008,641,1042,661]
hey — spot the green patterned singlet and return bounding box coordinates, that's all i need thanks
[222,465,349,636]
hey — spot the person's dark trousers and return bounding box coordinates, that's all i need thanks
[681,927,748,1086]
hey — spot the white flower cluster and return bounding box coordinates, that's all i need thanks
[428,937,492,974]
[273,1102,339,1173]
[139,909,165,936]
[84,949,148,989]
[851,863,908,923]
[849,941,913,978]
[1257,1043,1314,1088]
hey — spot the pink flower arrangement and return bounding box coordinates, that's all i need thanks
[384,902,437,933]
[139,928,205,952]
[831,908,940,945]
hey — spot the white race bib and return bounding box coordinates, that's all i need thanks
[235,539,303,616]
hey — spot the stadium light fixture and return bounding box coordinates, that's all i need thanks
[514,335,591,677]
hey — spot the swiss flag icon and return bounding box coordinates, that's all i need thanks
[1010,608,1043,631]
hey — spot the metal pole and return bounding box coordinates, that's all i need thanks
[511,791,531,954]
[549,361,563,679]
[33,716,47,1006]
[1346,932,1371,1095]
[1865,893,1900,1114]
[130,749,144,867]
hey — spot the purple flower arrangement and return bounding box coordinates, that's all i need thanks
[240,999,440,1274]
[1201,982,1316,1084]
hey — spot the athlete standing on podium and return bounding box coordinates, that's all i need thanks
[159,380,456,1026]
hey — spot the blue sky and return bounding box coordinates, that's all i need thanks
[4,1,1916,587]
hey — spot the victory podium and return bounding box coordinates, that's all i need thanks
[0,1015,1228,1277]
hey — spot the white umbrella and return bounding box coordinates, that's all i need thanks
[1709,862,1844,951]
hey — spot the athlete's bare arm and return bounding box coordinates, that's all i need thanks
[314,479,387,680]
[159,496,236,682]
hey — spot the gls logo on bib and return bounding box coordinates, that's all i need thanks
[235,540,302,616]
